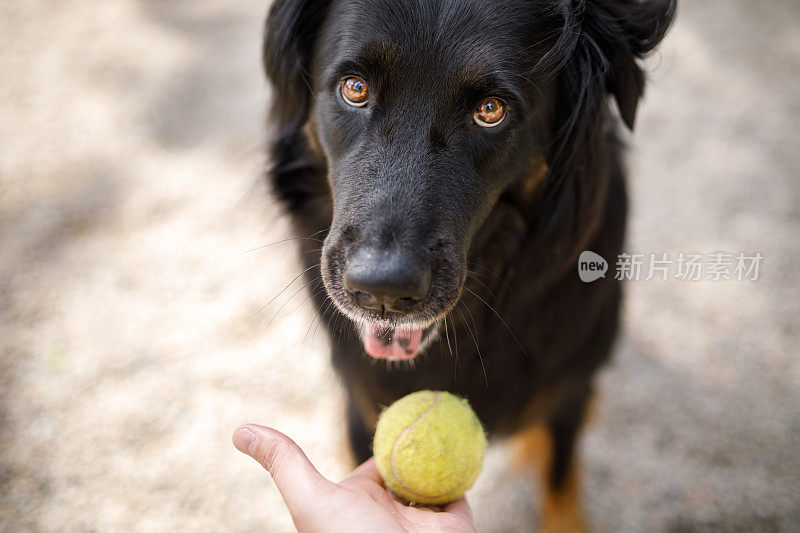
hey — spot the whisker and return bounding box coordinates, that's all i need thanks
[332,304,347,343]
[338,313,348,341]
[449,312,460,378]
[456,303,488,386]
[443,313,454,358]
[304,295,330,343]
[275,280,325,325]
[241,230,326,254]
[248,263,320,320]
[467,262,513,292]
[265,276,321,330]
[463,286,529,359]
[329,306,339,342]
[466,272,499,301]
[311,299,335,343]
[438,326,444,366]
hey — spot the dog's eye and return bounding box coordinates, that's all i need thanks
[341,77,369,107]
[474,98,507,127]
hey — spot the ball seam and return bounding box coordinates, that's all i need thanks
[388,392,477,502]
[390,392,441,500]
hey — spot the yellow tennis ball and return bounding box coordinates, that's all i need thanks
[373,390,487,505]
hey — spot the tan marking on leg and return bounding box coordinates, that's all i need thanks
[513,421,588,533]
[512,424,550,475]
[540,457,585,533]
[583,394,599,427]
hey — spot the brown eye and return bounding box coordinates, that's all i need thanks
[474,97,507,127]
[341,76,369,107]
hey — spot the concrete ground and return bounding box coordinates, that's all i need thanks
[0,0,798,531]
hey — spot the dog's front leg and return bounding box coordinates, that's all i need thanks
[346,398,374,464]
[515,384,592,533]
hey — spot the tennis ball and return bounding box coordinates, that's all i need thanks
[373,390,487,505]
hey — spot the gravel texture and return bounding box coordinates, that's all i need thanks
[1,1,798,531]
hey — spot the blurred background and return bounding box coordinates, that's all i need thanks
[1,0,798,531]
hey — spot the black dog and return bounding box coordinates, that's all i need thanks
[263,0,675,529]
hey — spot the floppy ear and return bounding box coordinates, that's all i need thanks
[531,1,675,272]
[263,0,332,130]
[263,0,333,213]
[582,0,676,129]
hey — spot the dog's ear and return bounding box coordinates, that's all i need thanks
[534,1,675,268]
[263,0,332,130]
[582,0,676,129]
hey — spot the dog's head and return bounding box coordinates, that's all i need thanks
[264,0,675,360]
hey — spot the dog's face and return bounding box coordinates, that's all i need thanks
[311,0,556,359]
[265,0,674,360]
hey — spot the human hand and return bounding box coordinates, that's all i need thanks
[233,424,477,533]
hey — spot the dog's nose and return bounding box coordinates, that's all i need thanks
[344,247,431,314]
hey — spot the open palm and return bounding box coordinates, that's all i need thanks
[233,425,476,533]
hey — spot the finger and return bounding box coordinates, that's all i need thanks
[442,496,473,522]
[233,425,335,509]
[387,489,406,504]
[343,457,384,485]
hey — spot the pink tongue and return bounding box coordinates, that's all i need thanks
[364,325,423,360]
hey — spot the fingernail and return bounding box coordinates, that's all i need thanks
[233,427,256,455]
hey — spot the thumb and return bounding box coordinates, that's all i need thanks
[233,424,335,509]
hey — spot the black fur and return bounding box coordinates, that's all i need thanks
[263,0,675,490]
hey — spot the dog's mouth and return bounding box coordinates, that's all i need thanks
[320,241,460,361]
[361,321,440,361]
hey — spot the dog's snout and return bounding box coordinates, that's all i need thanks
[343,247,431,314]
